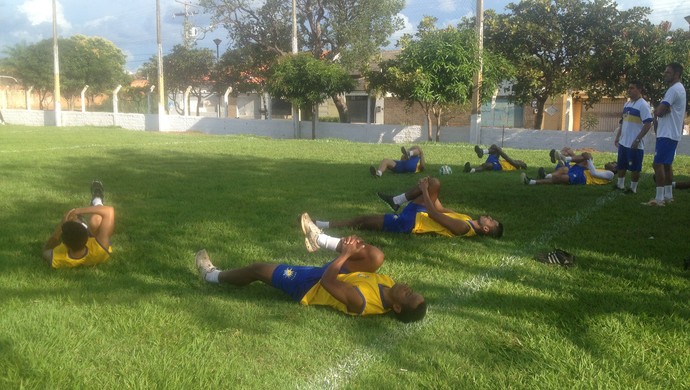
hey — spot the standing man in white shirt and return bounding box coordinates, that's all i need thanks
[645,63,686,206]
[614,81,653,194]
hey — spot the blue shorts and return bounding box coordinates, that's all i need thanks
[653,137,678,165]
[617,145,644,172]
[393,156,420,173]
[382,202,426,233]
[271,261,349,301]
[486,154,502,171]
[567,165,587,185]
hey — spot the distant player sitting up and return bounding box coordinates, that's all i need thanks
[312,176,503,238]
[195,215,427,323]
[463,144,527,173]
[521,148,616,186]
[370,145,425,177]
[43,181,115,268]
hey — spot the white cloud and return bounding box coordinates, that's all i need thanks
[438,0,456,13]
[84,15,116,29]
[17,0,72,30]
[388,13,415,48]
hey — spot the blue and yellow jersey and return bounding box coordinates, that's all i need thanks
[300,272,395,316]
[412,212,477,238]
[584,171,610,185]
[499,160,517,171]
[51,237,112,269]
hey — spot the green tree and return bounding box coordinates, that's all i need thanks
[266,53,355,138]
[142,45,216,116]
[200,0,404,122]
[2,36,128,110]
[367,18,510,141]
[484,0,650,129]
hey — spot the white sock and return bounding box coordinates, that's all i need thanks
[617,177,625,189]
[376,170,382,177]
[672,182,676,189]
[91,197,103,206]
[664,185,673,200]
[315,221,329,229]
[529,179,536,185]
[392,194,408,205]
[545,174,552,179]
[408,150,416,156]
[317,234,341,252]
[483,149,489,155]
[205,269,220,283]
[470,168,476,173]
[656,187,664,202]
[630,181,638,193]
[564,156,572,163]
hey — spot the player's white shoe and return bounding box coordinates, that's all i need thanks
[195,249,217,280]
[300,213,322,252]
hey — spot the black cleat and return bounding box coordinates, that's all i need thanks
[400,146,409,159]
[90,180,104,204]
[537,167,546,180]
[377,192,399,213]
[549,149,557,164]
[463,162,472,173]
[534,249,575,266]
[369,166,378,178]
[474,145,484,158]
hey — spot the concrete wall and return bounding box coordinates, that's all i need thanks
[3,108,690,155]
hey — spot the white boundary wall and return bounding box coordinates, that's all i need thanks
[3,108,690,155]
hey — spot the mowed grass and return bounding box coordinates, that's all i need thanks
[1,125,688,389]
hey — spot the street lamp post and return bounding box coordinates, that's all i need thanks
[213,38,222,118]
[685,15,690,31]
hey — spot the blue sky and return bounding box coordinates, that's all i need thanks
[0,0,688,73]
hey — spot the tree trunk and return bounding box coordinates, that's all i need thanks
[434,107,443,142]
[533,97,547,129]
[426,111,433,141]
[331,94,349,123]
[311,103,317,140]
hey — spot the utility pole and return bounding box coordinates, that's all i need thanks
[52,0,61,126]
[213,38,222,118]
[157,0,167,131]
[174,0,199,48]
[469,0,484,144]
[292,0,299,138]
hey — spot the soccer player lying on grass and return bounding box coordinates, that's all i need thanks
[42,181,115,268]
[370,145,425,178]
[312,176,503,238]
[463,144,527,173]
[195,214,427,323]
[521,149,617,186]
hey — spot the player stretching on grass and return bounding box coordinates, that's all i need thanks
[522,149,617,186]
[195,214,427,323]
[312,177,503,238]
[43,181,115,268]
[463,144,527,173]
[370,145,425,178]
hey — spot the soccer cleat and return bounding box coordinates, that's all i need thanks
[300,213,322,252]
[474,145,483,158]
[537,167,546,180]
[195,249,217,281]
[534,249,575,266]
[377,192,400,213]
[91,180,104,204]
[549,149,558,164]
[369,166,379,178]
[463,162,472,173]
[400,146,409,159]
[623,188,636,195]
[642,199,665,207]
[521,172,531,185]
[664,197,674,204]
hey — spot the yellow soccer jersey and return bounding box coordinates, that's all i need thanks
[412,212,477,238]
[584,171,610,185]
[51,237,112,269]
[499,160,517,171]
[300,272,395,316]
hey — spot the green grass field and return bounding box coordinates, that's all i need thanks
[1,125,688,389]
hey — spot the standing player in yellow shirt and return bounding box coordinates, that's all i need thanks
[195,214,427,323]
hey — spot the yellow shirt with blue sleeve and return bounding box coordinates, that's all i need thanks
[300,273,394,316]
[412,212,477,238]
[584,171,610,185]
[50,237,112,269]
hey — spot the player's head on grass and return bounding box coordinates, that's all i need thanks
[61,221,88,251]
[478,215,503,238]
[604,162,618,174]
[389,283,427,323]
